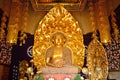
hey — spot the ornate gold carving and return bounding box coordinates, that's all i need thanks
[32,5,85,71]
[31,0,86,12]
[87,38,108,79]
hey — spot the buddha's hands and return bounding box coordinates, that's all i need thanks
[46,57,65,68]
[51,58,65,68]
[55,59,65,68]
[46,61,64,68]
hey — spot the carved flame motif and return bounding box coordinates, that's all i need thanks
[87,38,108,79]
[32,5,85,71]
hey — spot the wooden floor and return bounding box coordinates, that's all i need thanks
[0,65,10,80]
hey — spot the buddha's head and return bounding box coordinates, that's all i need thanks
[51,32,66,47]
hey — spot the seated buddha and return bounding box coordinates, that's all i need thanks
[45,32,72,68]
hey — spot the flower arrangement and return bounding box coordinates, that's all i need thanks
[104,33,120,71]
[0,37,12,65]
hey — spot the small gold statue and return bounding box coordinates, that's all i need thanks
[87,38,108,80]
[45,32,72,68]
[19,60,29,80]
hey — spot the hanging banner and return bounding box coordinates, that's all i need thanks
[9,33,34,80]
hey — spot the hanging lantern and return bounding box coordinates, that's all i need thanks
[19,1,29,46]
[88,0,97,38]
[0,28,5,41]
[0,13,7,42]
[6,1,20,44]
[95,0,111,44]
[6,24,19,44]
[111,11,119,43]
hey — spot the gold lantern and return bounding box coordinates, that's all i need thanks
[6,0,29,45]
[88,0,97,38]
[0,13,7,41]
[6,24,19,44]
[95,0,111,44]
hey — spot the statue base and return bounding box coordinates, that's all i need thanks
[40,65,78,80]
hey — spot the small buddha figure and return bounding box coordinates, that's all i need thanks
[92,50,103,79]
[19,60,28,80]
[45,32,72,68]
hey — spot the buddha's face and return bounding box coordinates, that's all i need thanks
[54,35,64,46]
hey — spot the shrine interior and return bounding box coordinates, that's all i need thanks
[0,0,120,80]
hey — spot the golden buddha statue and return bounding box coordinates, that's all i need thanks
[45,32,72,68]
[32,5,85,71]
